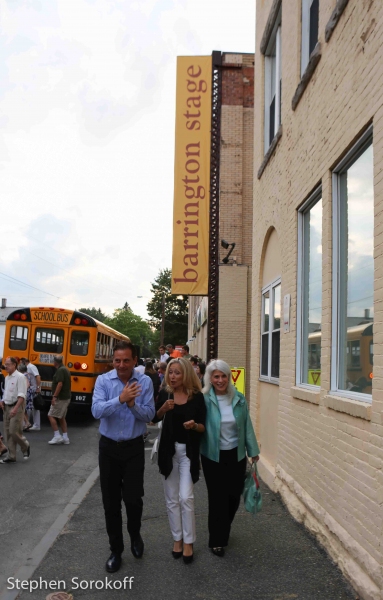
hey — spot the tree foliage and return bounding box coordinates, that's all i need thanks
[146,268,188,347]
[78,307,108,322]
[105,304,156,357]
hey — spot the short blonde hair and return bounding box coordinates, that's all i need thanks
[165,357,201,399]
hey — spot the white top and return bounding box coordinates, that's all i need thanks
[3,370,27,404]
[158,353,169,364]
[27,363,40,388]
[135,365,145,374]
[217,393,238,450]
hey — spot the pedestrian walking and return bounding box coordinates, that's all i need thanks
[21,358,42,430]
[48,356,71,445]
[201,359,260,557]
[92,341,155,573]
[0,356,30,464]
[153,358,206,564]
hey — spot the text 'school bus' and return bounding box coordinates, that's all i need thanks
[2,307,130,411]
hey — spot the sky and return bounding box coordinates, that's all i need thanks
[0,0,256,319]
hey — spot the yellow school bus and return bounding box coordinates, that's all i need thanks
[2,307,130,411]
[307,322,373,392]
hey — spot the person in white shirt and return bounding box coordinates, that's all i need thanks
[158,345,169,364]
[21,358,42,430]
[0,357,30,463]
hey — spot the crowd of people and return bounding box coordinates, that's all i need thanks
[0,341,259,572]
[0,355,72,463]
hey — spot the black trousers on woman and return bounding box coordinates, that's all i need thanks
[201,447,246,548]
[99,435,145,555]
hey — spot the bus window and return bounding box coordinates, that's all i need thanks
[347,340,361,368]
[9,325,29,351]
[34,328,64,353]
[70,331,89,356]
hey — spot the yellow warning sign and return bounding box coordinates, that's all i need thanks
[231,368,245,395]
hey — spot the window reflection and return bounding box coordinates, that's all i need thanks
[302,195,322,385]
[338,143,374,395]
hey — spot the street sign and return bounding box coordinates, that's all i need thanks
[231,367,245,394]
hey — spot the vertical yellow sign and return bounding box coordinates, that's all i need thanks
[172,56,212,295]
[231,368,246,395]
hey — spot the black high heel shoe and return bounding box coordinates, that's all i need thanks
[183,543,193,564]
[172,540,183,559]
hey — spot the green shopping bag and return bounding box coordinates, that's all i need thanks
[243,462,262,515]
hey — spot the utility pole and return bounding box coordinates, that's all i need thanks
[160,292,165,346]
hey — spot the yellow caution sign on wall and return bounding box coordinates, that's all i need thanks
[231,368,245,395]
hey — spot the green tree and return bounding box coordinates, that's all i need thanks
[105,305,156,357]
[78,307,108,322]
[146,268,188,347]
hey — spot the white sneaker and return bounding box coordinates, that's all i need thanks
[63,438,70,445]
[30,425,40,431]
[48,436,63,445]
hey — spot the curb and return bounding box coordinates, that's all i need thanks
[0,466,100,600]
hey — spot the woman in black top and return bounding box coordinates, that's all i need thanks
[153,358,206,564]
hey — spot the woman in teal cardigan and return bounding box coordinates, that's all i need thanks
[201,359,260,557]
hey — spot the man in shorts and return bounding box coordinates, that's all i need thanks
[48,356,71,445]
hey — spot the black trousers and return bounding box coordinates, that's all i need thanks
[99,435,145,555]
[201,448,246,548]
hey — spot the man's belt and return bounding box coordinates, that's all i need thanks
[4,401,18,408]
[101,434,144,446]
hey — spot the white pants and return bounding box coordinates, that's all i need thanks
[162,443,196,544]
[33,409,40,428]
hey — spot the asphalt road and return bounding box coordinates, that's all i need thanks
[4,422,358,600]
[0,410,100,593]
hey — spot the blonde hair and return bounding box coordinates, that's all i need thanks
[165,357,202,399]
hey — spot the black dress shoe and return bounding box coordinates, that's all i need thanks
[105,553,122,573]
[211,547,225,557]
[131,534,144,558]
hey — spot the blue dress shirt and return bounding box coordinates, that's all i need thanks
[92,368,155,441]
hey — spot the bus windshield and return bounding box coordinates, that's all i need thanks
[34,328,64,353]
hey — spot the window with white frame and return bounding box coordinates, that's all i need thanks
[332,128,374,400]
[301,0,319,75]
[297,188,322,386]
[264,10,281,153]
[261,279,281,381]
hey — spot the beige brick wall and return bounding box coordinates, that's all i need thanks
[251,1,383,598]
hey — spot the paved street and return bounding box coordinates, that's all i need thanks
[0,422,358,600]
[0,411,99,594]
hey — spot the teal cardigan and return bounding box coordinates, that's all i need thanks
[200,387,260,463]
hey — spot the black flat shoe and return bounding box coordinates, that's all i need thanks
[131,534,144,558]
[211,547,225,557]
[172,550,183,559]
[105,553,121,573]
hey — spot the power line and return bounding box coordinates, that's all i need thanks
[0,272,61,299]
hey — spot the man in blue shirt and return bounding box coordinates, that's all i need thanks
[92,341,155,573]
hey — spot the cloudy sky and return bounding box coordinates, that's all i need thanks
[0,0,256,319]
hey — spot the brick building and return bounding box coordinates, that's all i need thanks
[251,1,383,598]
[188,52,254,395]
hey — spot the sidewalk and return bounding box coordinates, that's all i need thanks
[14,453,357,600]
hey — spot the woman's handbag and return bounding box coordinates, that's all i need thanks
[33,393,45,411]
[243,461,262,515]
